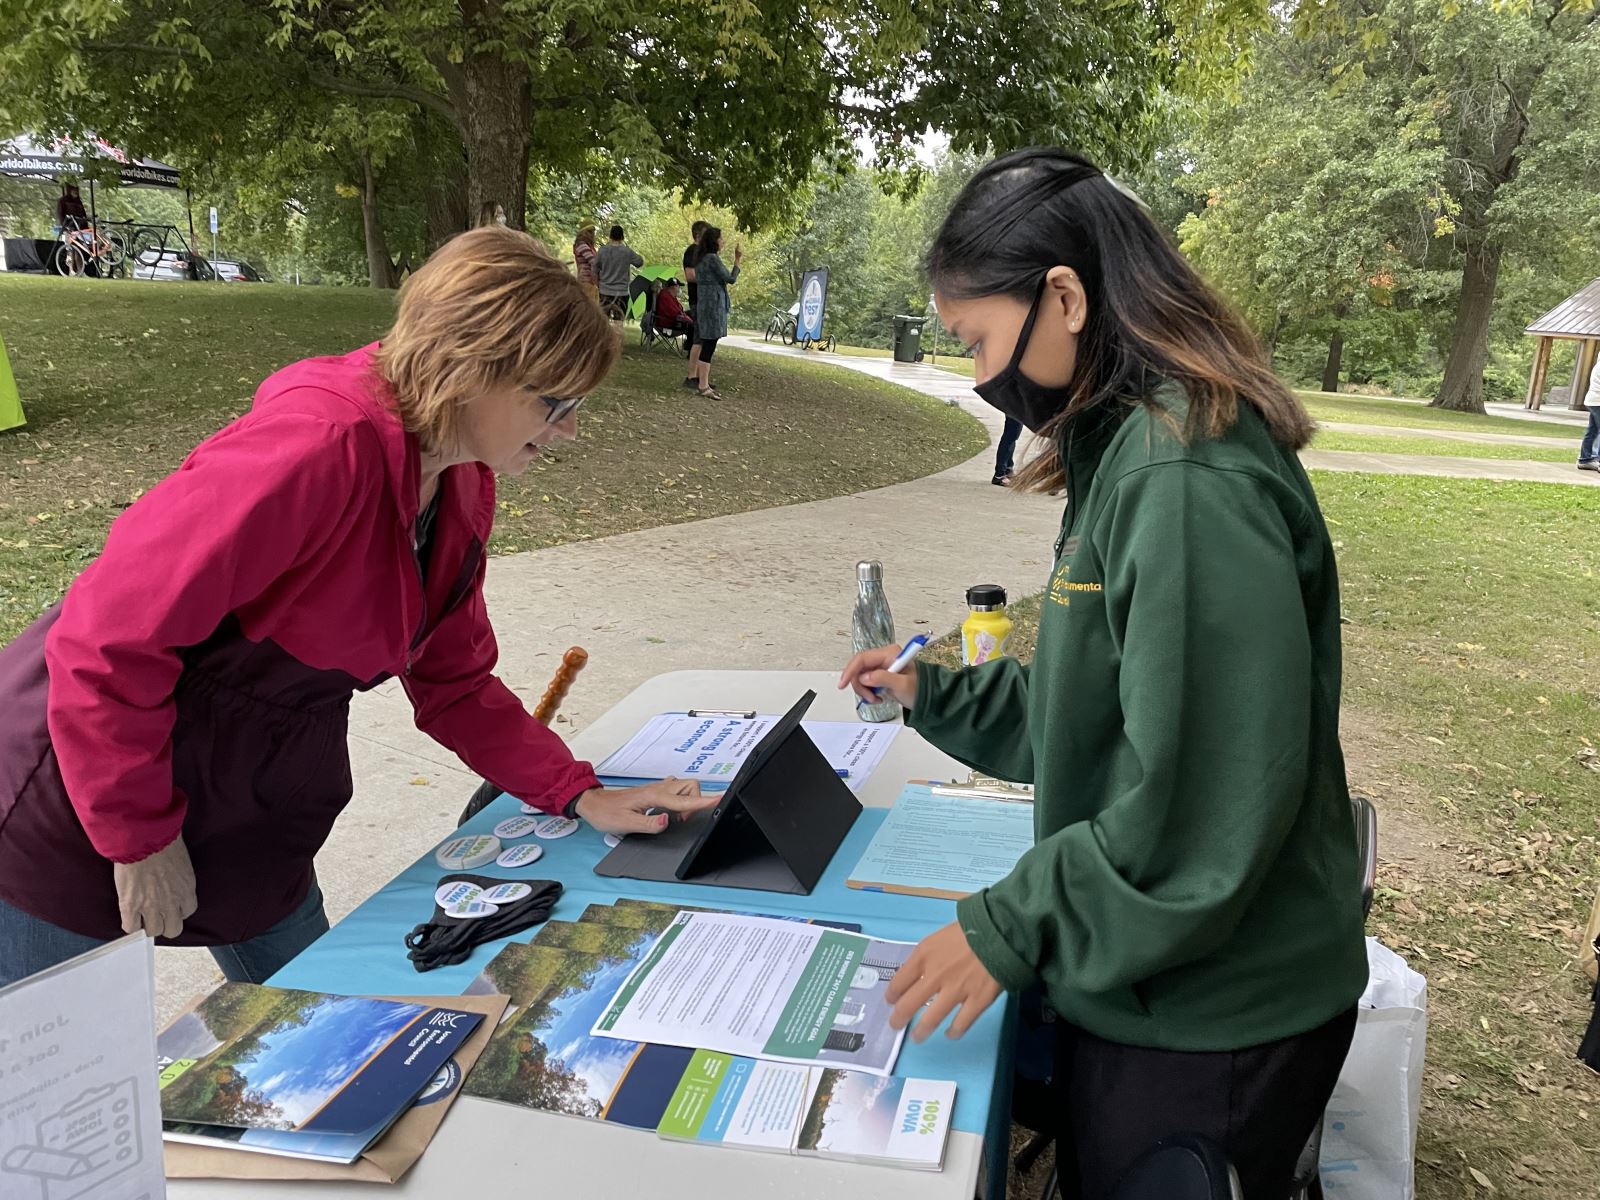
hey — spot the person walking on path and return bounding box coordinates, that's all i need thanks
[682,220,708,390]
[596,224,643,322]
[572,226,600,302]
[839,147,1366,1200]
[0,227,713,991]
[993,415,1022,485]
[690,224,742,400]
[1578,354,1600,471]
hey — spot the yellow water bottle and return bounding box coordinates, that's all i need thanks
[961,584,1012,666]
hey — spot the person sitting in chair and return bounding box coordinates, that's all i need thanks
[654,278,694,342]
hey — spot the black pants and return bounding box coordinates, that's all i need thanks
[697,336,720,362]
[994,416,1023,478]
[1055,1006,1357,1199]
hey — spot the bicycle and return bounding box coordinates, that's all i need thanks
[764,306,798,345]
[797,333,835,353]
[52,222,126,278]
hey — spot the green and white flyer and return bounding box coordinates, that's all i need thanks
[591,911,913,1076]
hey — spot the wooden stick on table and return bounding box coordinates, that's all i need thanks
[533,646,588,725]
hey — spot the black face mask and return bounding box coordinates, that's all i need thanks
[974,276,1075,433]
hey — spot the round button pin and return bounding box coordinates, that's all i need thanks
[496,843,544,868]
[493,815,541,840]
[481,882,534,904]
[442,898,498,920]
[434,881,485,908]
[603,833,622,848]
[434,834,501,871]
[534,816,579,840]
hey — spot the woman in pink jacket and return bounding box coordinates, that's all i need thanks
[0,227,712,987]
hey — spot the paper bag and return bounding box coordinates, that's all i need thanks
[163,991,508,1183]
[1319,939,1428,1200]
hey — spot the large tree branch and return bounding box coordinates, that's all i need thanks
[82,39,459,135]
[307,71,460,132]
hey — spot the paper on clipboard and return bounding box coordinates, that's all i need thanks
[847,785,1034,900]
[594,712,900,791]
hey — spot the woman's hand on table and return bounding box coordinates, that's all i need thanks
[113,834,199,938]
[837,644,918,710]
[573,778,717,836]
[886,921,1002,1042]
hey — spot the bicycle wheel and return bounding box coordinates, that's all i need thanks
[53,241,88,277]
[781,320,797,346]
[128,226,164,265]
[101,229,127,271]
[764,318,778,343]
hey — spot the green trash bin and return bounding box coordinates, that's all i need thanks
[892,314,925,363]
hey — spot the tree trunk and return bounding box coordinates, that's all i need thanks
[456,0,533,230]
[1432,239,1502,413]
[359,152,400,289]
[1321,328,1345,394]
[425,161,469,253]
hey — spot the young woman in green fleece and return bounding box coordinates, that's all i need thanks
[838,147,1368,1198]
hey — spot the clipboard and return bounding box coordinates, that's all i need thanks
[593,691,862,895]
[845,783,1034,900]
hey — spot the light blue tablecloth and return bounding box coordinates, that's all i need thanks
[269,793,1016,1150]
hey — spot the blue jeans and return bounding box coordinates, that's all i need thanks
[994,417,1023,479]
[0,880,329,989]
[1580,408,1600,463]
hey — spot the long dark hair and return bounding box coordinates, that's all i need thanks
[696,224,723,261]
[927,147,1312,492]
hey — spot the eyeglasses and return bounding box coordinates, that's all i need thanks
[540,394,586,424]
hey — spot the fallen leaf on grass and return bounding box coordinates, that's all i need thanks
[1469,1167,1494,1191]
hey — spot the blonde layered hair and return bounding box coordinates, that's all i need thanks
[373,226,617,453]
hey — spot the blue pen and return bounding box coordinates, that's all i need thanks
[870,634,930,698]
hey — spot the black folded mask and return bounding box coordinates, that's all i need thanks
[404,874,563,972]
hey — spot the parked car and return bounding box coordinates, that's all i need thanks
[207,257,268,283]
[132,249,215,282]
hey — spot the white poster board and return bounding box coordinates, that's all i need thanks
[0,933,166,1200]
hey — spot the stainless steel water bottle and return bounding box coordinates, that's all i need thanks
[852,560,900,722]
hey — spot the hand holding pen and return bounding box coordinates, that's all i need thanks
[836,634,929,711]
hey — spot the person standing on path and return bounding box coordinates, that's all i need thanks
[993,415,1022,485]
[572,226,600,303]
[839,147,1366,1200]
[596,224,643,322]
[682,220,708,390]
[1577,354,1600,471]
[0,227,714,991]
[690,224,742,400]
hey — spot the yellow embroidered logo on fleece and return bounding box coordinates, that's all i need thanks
[1048,560,1103,607]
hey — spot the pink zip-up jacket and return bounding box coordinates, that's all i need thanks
[0,345,597,942]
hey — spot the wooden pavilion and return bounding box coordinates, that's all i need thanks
[1524,277,1600,410]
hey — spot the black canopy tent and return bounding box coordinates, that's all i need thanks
[0,133,198,272]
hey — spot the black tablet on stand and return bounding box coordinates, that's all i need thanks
[592,691,862,894]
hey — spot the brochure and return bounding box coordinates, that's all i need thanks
[592,911,913,1076]
[658,1049,954,1170]
[155,984,481,1163]
[460,902,861,1126]
[461,936,694,1128]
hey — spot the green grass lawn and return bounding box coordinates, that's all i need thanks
[923,473,1600,1200]
[1299,391,1576,439]
[0,276,985,645]
[1312,430,1578,463]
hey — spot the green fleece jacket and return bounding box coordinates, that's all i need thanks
[909,391,1368,1051]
